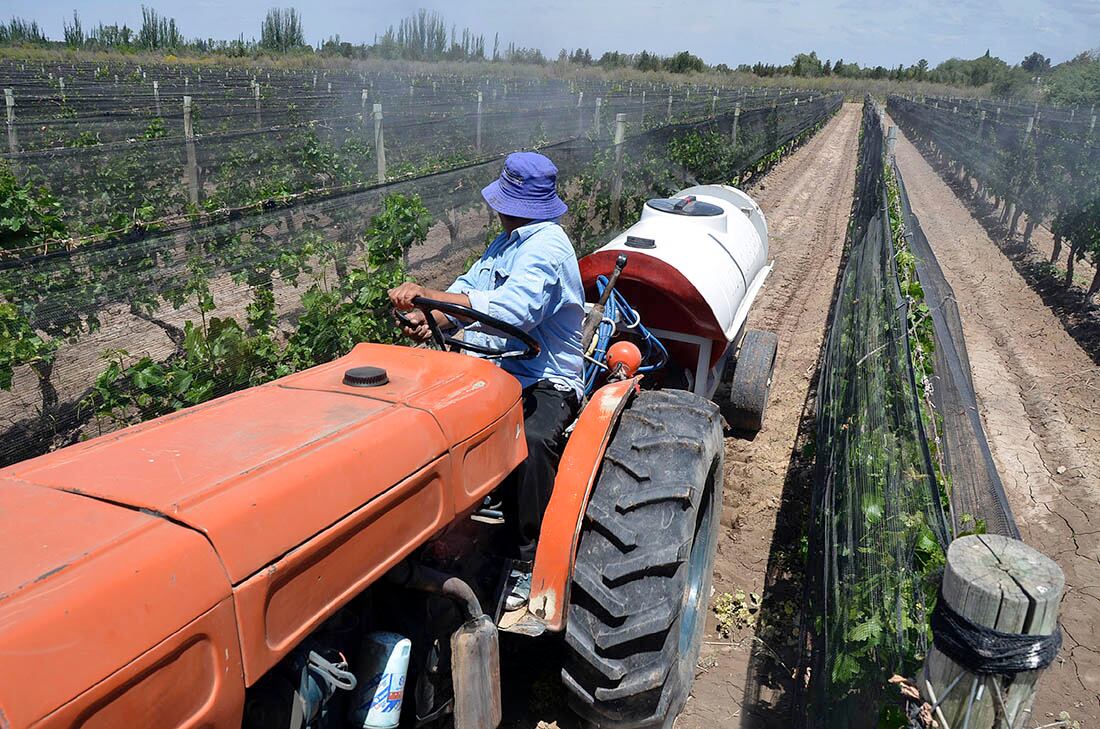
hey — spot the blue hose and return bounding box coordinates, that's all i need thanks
[583,275,669,396]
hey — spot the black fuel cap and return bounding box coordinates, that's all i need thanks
[343,366,389,387]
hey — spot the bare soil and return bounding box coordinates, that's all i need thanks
[892,127,1100,725]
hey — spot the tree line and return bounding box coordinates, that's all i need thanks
[744,50,1099,105]
[2,8,1097,103]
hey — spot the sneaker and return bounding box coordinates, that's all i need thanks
[504,568,532,611]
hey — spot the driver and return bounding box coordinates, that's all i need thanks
[388,152,584,610]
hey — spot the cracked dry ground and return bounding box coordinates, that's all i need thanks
[892,129,1100,723]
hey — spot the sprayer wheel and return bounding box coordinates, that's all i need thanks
[562,389,723,729]
[726,329,778,432]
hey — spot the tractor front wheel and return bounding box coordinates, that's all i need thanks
[563,389,724,729]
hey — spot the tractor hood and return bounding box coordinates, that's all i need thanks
[0,478,230,726]
[3,343,522,584]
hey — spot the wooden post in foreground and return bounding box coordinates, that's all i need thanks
[922,534,1063,729]
[731,102,741,146]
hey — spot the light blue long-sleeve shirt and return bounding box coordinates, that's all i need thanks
[446,221,585,397]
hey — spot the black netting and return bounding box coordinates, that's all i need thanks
[0,64,840,466]
[886,95,1099,286]
[3,58,822,239]
[890,165,1019,539]
[800,101,951,726]
[799,99,1024,726]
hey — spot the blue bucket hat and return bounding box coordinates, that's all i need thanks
[481,152,568,220]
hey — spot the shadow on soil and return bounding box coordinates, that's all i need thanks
[909,144,1100,367]
[734,379,818,727]
[497,633,578,729]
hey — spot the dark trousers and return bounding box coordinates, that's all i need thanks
[505,380,579,564]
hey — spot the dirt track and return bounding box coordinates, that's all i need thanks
[678,101,862,727]
[892,128,1100,725]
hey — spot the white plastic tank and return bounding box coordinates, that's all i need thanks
[583,185,769,342]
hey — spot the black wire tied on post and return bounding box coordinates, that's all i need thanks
[930,593,1062,675]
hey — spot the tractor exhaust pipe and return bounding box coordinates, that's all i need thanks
[390,563,502,729]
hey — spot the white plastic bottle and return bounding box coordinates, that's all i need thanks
[348,632,412,729]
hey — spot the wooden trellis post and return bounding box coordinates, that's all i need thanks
[183,96,200,205]
[666,90,673,122]
[4,88,17,155]
[731,102,741,146]
[475,91,483,153]
[153,80,160,116]
[640,90,646,124]
[593,97,602,138]
[254,83,261,127]
[576,91,585,136]
[373,103,386,183]
[610,113,626,226]
[922,535,1063,729]
[886,126,898,163]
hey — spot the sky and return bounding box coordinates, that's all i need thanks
[7,0,1100,69]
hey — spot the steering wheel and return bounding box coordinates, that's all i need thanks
[394,296,540,361]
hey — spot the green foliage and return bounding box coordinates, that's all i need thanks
[260,8,306,53]
[1046,53,1100,106]
[0,302,56,390]
[0,17,48,45]
[713,590,760,638]
[0,159,66,252]
[663,50,706,74]
[811,111,950,713]
[136,6,182,51]
[83,193,430,428]
[142,117,167,139]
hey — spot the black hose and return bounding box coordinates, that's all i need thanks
[388,562,484,622]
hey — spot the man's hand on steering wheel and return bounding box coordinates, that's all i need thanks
[389,282,428,312]
[396,308,433,342]
[387,283,539,360]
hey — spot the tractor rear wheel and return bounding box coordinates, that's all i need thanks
[562,389,724,729]
[726,329,778,432]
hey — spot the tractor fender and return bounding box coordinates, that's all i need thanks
[527,376,642,631]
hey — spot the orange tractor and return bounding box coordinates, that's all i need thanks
[0,187,776,729]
